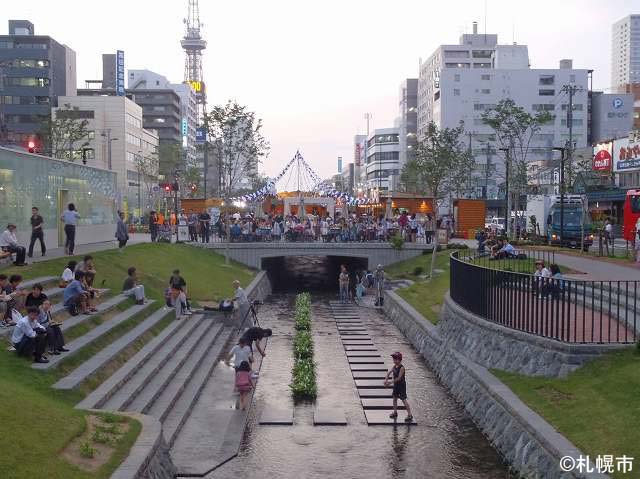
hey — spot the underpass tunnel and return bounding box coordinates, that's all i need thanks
[262,255,368,293]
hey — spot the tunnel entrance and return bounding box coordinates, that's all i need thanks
[262,255,368,293]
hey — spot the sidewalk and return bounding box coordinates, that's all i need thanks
[21,233,151,265]
[553,252,639,281]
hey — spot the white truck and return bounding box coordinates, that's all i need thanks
[525,194,593,249]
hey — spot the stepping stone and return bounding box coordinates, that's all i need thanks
[313,408,347,426]
[349,357,384,364]
[340,336,371,341]
[259,407,293,425]
[364,409,416,425]
[337,325,365,329]
[350,364,387,371]
[335,320,362,324]
[343,342,374,347]
[358,388,393,398]
[361,398,405,409]
[345,345,377,351]
[346,351,381,357]
[339,331,368,336]
[352,371,387,379]
[355,379,388,388]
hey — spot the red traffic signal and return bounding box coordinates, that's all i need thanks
[190,183,197,192]
[164,184,171,192]
[27,140,36,153]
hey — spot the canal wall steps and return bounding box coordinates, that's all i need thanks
[383,290,609,479]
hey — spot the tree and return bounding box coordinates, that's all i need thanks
[39,104,92,160]
[204,100,270,198]
[157,143,183,177]
[400,121,474,202]
[481,99,553,234]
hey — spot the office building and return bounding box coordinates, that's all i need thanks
[611,15,640,89]
[418,24,589,198]
[127,70,197,169]
[365,127,401,193]
[0,20,76,147]
[53,95,159,217]
[353,134,367,192]
[589,91,633,143]
[398,79,418,167]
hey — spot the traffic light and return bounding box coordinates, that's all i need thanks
[27,140,36,153]
[164,184,171,192]
[190,183,197,192]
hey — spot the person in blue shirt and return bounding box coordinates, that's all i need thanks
[60,203,80,255]
[63,271,90,315]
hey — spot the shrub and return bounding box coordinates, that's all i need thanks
[291,292,317,400]
[413,266,424,276]
[389,233,405,250]
[91,430,113,445]
[79,441,96,458]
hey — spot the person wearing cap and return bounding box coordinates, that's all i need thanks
[374,264,385,307]
[0,223,27,266]
[384,352,414,423]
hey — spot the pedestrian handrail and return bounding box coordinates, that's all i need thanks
[449,251,638,344]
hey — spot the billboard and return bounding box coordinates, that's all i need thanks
[592,141,613,171]
[613,133,640,172]
[116,50,125,96]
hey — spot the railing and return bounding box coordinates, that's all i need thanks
[449,251,638,344]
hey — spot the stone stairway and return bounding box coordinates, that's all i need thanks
[77,313,234,448]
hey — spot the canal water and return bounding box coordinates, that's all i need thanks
[208,258,511,479]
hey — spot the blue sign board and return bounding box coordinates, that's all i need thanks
[116,50,125,96]
[612,97,624,109]
[181,118,188,136]
[196,127,206,144]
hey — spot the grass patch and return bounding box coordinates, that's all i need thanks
[0,243,253,479]
[494,349,640,478]
[386,250,454,325]
[290,293,317,400]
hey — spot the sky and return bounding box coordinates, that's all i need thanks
[2,0,637,182]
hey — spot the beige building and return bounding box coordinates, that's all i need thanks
[53,96,159,218]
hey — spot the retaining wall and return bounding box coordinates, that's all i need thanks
[383,290,609,479]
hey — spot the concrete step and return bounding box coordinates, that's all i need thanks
[97,316,206,412]
[144,321,225,422]
[52,303,170,390]
[32,300,156,370]
[162,326,233,446]
[21,276,57,290]
[123,316,217,414]
[42,286,65,299]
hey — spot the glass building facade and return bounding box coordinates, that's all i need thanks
[0,147,117,245]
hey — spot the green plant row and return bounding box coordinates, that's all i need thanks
[290,292,317,400]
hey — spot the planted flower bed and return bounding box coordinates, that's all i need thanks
[290,293,317,400]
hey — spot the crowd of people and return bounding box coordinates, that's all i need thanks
[165,209,441,244]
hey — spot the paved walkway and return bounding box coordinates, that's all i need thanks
[23,234,151,264]
[552,253,639,281]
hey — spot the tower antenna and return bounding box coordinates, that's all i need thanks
[181,0,207,122]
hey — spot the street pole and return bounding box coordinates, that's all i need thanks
[203,115,208,200]
[560,148,565,248]
[484,142,492,199]
[499,147,511,237]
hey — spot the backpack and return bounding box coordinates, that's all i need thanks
[67,302,79,316]
[219,300,234,312]
[235,371,252,388]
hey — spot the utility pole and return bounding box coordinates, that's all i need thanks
[202,113,208,200]
[484,142,492,199]
[560,83,582,247]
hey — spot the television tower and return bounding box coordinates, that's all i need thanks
[181,0,207,121]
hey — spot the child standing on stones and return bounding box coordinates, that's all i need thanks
[235,360,254,411]
[384,352,414,423]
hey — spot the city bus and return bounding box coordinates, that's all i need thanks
[623,189,640,241]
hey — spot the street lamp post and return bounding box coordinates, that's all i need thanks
[552,146,566,247]
[101,130,118,170]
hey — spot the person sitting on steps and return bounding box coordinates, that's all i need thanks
[0,223,27,266]
[11,306,49,363]
[63,271,91,315]
[60,260,77,288]
[39,299,68,356]
[122,267,146,305]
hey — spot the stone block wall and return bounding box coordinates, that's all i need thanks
[383,291,610,479]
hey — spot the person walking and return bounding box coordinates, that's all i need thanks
[384,352,413,423]
[115,211,129,250]
[199,209,211,243]
[149,211,159,242]
[61,203,80,255]
[339,265,350,304]
[27,206,46,258]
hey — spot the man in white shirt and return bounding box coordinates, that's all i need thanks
[533,260,551,298]
[232,280,250,323]
[11,307,49,363]
[0,224,27,266]
[604,219,613,246]
[227,336,253,369]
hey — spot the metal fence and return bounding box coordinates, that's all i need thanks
[449,251,638,344]
[464,249,556,273]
